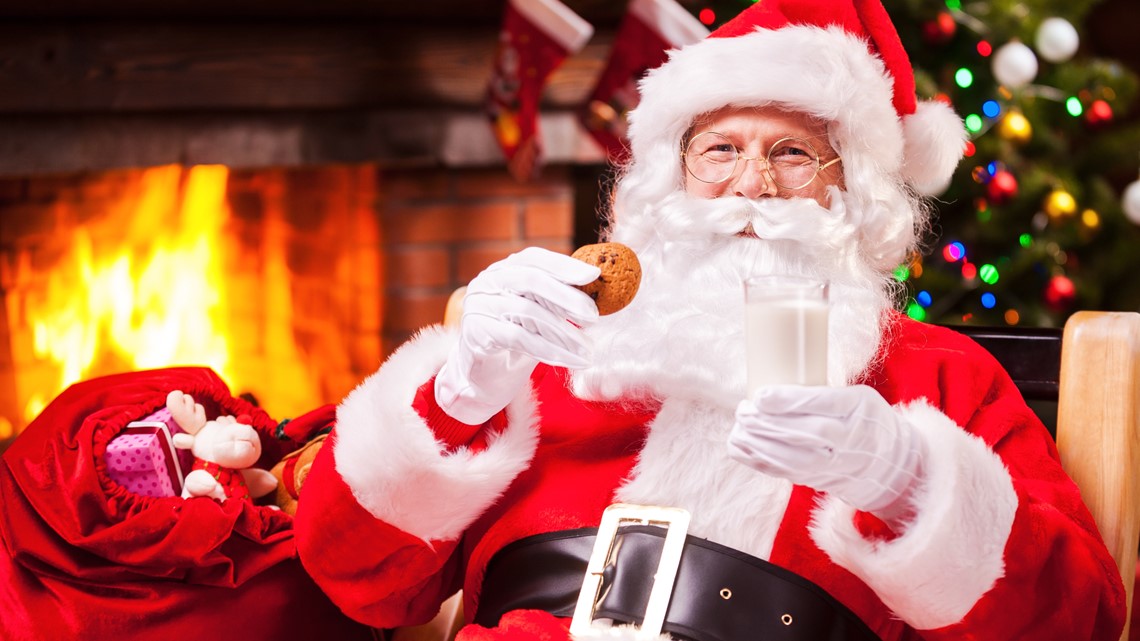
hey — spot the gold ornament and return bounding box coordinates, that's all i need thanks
[1080,208,1100,229]
[999,110,1032,144]
[1044,189,1077,219]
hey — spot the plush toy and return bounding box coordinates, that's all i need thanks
[269,434,328,515]
[167,390,278,502]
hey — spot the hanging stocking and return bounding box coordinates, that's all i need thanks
[486,0,593,181]
[580,0,707,163]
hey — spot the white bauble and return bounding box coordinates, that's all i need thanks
[1036,18,1080,63]
[992,41,1039,88]
[1123,179,1140,225]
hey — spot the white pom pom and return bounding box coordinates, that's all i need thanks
[1123,179,1140,225]
[902,100,968,195]
[1035,18,1080,63]
[992,42,1038,88]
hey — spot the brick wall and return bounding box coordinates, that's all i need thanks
[379,166,576,356]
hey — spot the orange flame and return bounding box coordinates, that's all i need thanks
[14,164,323,436]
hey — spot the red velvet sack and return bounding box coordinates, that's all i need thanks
[0,367,374,641]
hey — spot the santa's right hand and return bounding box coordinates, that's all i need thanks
[435,247,601,424]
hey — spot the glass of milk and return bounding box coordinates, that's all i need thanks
[743,275,829,393]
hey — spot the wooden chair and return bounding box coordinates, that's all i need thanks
[957,311,1140,640]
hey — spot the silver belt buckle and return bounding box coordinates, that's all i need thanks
[569,503,691,639]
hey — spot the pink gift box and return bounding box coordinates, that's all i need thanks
[105,417,186,498]
[137,407,195,473]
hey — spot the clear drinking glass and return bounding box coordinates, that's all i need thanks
[743,275,830,394]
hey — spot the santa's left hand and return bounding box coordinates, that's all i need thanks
[727,384,927,521]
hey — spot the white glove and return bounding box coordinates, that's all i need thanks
[727,385,927,521]
[435,247,601,425]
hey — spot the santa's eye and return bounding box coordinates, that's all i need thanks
[686,132,738,164]
[769,138,820,168]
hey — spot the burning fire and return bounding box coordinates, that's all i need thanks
[10,164,323,438]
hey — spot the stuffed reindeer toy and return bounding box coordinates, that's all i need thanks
[166,390,278,502]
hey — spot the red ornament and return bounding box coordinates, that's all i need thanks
[922,11,957,45]
[1085,99,1114,127]
[1043,274,1076,311]
[986,170,1019,205]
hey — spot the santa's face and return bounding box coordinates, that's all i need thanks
[571,107,894,407]
[682,106,844,210]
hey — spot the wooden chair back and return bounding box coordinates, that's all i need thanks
[958,311,1140,640]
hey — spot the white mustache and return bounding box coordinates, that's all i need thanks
[652,188,856,251]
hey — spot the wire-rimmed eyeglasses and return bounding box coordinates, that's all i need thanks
[682,132,842,190]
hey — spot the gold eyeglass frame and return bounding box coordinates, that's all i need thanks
[681,132,842,190]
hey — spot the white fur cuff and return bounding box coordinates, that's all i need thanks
[809,400,1017,629]
[333,325,541,543]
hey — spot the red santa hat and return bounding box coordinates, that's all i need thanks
[626,0,966,195]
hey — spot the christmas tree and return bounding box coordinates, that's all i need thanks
[694,0,1140,327]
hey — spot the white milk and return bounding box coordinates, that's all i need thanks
[744,298,829,392]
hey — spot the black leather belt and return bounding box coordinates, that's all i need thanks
[475,525,881,641]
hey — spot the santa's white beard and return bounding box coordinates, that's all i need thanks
[570,188,896,409]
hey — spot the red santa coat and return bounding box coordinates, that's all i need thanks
[295,315,1125,640]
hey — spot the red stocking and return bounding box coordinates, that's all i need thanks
[486,0,593,181]
[581,0,707,162]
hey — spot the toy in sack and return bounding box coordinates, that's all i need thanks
[0,367,374,641]
[270,432,328,516]
[104,408,188,498]
[166,389,279,501]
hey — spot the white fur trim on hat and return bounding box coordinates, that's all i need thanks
[333,324,540,543]
[809,399,1017,629]
[628,25,964,194]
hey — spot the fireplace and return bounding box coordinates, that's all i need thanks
[0,161,597,439]
[0,164,374,437]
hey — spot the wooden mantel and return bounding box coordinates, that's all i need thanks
[0,1,703,175]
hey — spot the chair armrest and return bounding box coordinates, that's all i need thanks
[1056,311,1140,641]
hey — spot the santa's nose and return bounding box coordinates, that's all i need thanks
[732,158,779,199]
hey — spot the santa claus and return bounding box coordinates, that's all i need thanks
[295,1,1125,639]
